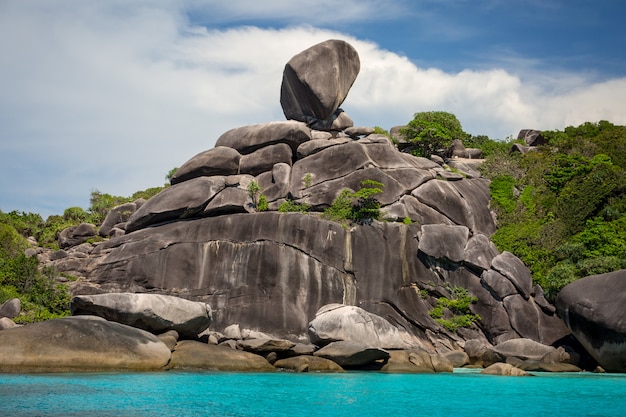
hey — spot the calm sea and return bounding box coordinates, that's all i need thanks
[1,369,625,417]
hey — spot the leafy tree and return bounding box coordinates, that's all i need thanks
[400,111,469,157]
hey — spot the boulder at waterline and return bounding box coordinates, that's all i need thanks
[70,293,212,338]
[167,340,275,372]
[0,316,171,372]
[308,304,419,349]
[274,355,344,372]
[313,340,390,368]
[556,269,626,373]
[481,362,530,376]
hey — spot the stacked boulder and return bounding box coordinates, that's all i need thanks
[60,39,572,358]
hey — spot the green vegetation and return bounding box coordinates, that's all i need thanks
[303,173,312,188]
[323,180,384,225]
[479,120,626,299]
[247,181,268,212]
[400,111,470,157]
[427,286,481,332]
[0,222,71,323]
[278,200,310,213]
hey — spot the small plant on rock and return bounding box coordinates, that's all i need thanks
[247,181,268,212]
[428,286,481,332]
[278,199,310,213]
[323,180,384,225]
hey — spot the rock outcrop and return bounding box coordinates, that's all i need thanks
[46,39,571,363]
[556,270,626,373]
[0,316,171,372]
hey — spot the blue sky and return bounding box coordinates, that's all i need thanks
[1,0,626,218]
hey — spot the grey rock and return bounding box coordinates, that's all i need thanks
[255,162,291,202]
[492,251,533,299]
[443,350,469,367]
[274,355,344,372]
[0,298,21,319]
[0,317,19,330]
[308,304,418,349]
[280,39,360,125]
[517,129,546,147]
[481,362,530,376]
[58,223,97,249]
[203,187,252,215]
[492,338,557,361]
[418,224,469,263]
[237,338,296,354]
[239,143,292,176]
[0,316,171,372]
[70,293,212,338]
[126,176,226,233]
[556,270,626,373]
[167,340,275,372]
[465,234,500,272]
[345,126,375,138]
[482,269,518,299]
[215,121,311,155]
[296,138,351,159]
[157,330,179,351]
[314,340,389,368]
[223,324,242,340]
[171,146,241,185]
[99,202,138,237]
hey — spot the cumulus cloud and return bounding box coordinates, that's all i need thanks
[1,1,625,216]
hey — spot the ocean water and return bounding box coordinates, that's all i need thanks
[1,370,625,417]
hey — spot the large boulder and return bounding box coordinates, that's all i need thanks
[70,293,212,338]
[215,121,311,155]
[125,176,226,233]
[313,340,389,368]
[556,270,626,373]
[0,316,171,372]
[167,340,275,372]
[280,39,360,128]
[58,223,97,249]
[170,146,241,185]
[98,201,140,237]
[308,304,418,349]
[274,355,344,372]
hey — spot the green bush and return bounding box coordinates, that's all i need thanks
[278,200,310,213]
[323,180,384,225]
[427,287,481,332]
[400,111,469,157]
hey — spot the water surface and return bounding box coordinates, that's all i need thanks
[1,370,624,416]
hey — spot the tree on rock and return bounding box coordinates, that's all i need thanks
[401,111,469,157]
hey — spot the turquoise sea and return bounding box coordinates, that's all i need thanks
[1,370,625,417]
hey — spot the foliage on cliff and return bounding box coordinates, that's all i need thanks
[0,220,70,322]
[480,120,626,300]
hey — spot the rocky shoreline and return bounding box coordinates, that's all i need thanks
[1,39,625,375]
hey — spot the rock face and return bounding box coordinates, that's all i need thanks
[0,316,171,372]
[58,39,570,356]
[556,270,626,373]
[70,293,212,338]
[280,39,360,129]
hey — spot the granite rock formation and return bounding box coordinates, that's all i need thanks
[47,39,570,358]
[556,270,626,373]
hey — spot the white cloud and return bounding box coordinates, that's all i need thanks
[1,1,625,217]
